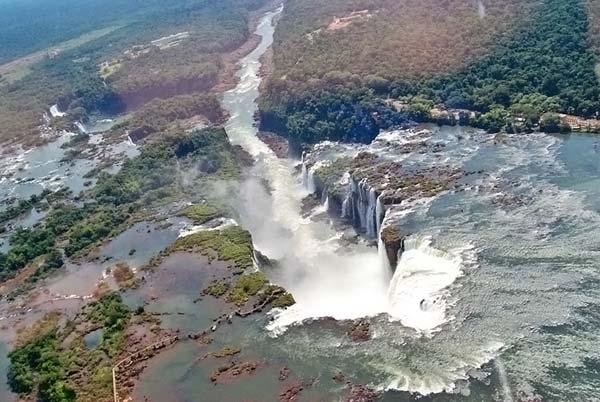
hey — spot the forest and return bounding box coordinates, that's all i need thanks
[117,93,225,142]
[0,127,242,285]
[0,0,267,146]
[261,0,600,141]
[7,293,132,402]
[0,0,261,64]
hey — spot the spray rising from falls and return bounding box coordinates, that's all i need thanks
[221,6,467,336]
[387,237,466,331]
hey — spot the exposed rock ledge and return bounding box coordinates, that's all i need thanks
[380,226,405,268]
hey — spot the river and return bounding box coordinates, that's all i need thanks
[1,4,595,402]
[133,6,600,401]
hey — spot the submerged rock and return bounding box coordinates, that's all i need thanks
[346,384,381,402]
[347,320,371,342]
[279,380,304,401]
[210,361,259,383]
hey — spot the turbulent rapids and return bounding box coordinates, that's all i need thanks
[222,7,466,339]
[206,6,600,401]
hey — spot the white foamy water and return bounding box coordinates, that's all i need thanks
[387,237,468,331]
[221,6,466,338]
[49,104,66,118]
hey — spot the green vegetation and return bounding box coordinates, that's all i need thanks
[64,208,127,256]
[0,204,90,281]
[269,0,528,82]
[171,226,254,269]
[227,271,268,305]
[94,127,240,205]
[262,0,600,141]
[119,93,225,142]
[261,84,407,145]
[271,290,296,308]
[61,133,90,148]
[0,127,243,285]
[203,279,231,297]
[8,330,75,401]
[0,190,50,227]
[85,292,131,357]
[421,0,600,127]
[0,0,267,146]
[312,157,353,197]
[179,203,221,224]
[7,292,131,402]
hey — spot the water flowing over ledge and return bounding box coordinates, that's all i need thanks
[219,4,481,396]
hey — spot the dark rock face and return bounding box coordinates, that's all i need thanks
[279,380,304,401]
[380,226,404,268]
[258,131,289,158]
[346,384,380,402]
[129,125,157,143]
[347,320,371,342]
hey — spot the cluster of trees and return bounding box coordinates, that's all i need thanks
[119,93,225,142]
[8,330,75,402]
[0,189,54,227]
[64,208,127,256]
[260,81,409,146]
[0,127,241,284]
[270,0,529,83]
[0,204,91,281]
[7,292,131,401]
[0,0,267,145]
[262,0,600,142]
[420,0,600,118]
[85,292,131,357]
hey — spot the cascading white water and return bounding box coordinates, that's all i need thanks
[220,5,465,336]
[366,187,378,238]
[495,359,514,402]
[375,194,385,235]
[323,195,329,211]
[75,122,87,134]
[378,235,392,272]
[387,236,465,331]
[50,104,65,118]
[339,176,381,238]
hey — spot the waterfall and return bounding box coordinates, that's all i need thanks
[301,161,316,193]
[341,176,380,239]
[378,235,392,273]
[307,168,316,193]
[75,122,87,134]
[323,196,329,211]
[366,187,377,238]
[357,179,368,231]
[495,359,514,402]
[387,236,463,331]
[49,104,66,118]
[375,194,385,235]
[341,192,351,218]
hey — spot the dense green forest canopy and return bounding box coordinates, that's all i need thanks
[8,293,132,401]
[0,0,256,64]
[260,0,600,142]
[0,0,266,146]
